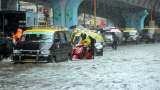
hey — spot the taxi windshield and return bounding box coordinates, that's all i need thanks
[22,32,53,42]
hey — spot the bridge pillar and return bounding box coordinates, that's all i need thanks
[122,10,148,31]
[52,0,83,28]
[65,0,83,28]
[52,0,66,26]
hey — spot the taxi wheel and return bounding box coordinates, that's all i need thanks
[12,56,24,64]
[48,55,55,63]
[13,61,19,64]
[99,51,103,56]
[54,56,59,63]
[54,56,66,63]
[13,60,23,64]
[67,53,72,61]
[12,56,19,64]
[13,61,23,64]
[0,55,3,61]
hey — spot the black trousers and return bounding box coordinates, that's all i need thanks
[112,41,118,50]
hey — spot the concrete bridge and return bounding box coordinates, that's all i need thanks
[0,0,160,30]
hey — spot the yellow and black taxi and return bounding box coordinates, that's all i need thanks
[12,26,72,63]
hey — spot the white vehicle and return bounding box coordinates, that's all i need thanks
[103,27,123,45]
[123,28,140,43]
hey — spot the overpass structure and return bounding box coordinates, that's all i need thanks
[0,0,160,30]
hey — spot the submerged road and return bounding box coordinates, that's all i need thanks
[0,43,160,90]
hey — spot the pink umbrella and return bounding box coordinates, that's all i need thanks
[110,28,121,32]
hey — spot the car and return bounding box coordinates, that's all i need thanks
[122,28,140,44]
[140,28,160,43]
[11,26,72,63]
[102,27,123,46]
[103,32,113,46]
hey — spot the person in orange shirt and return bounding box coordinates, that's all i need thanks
[12,28,23,44]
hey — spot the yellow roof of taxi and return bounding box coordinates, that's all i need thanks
[25,29,55,33]
[25,27,66,33]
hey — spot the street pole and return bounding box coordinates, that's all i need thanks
[93,0,97,28]
[151,0,157,21]
[2,15,5,36]
[36,0,38,26]
[151,1,154,21]
[149,0,158,28]
[83,0,86,27]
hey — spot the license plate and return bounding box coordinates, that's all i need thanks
[23,59,34,62]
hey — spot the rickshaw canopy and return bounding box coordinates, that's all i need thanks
[86,31,104,42]
[73,26,104,43]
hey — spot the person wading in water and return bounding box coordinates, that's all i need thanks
[111,32,118,50]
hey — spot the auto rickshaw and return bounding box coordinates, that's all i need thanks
[71,28,104,60]
[71,32,92,59]
[86,31,104,56]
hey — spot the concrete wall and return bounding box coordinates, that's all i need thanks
[0,0,17,10]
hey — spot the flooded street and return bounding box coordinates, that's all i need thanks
[1,43,160,90]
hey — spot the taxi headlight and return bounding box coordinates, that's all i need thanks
[13,50,20,54]
[40,50,50,55]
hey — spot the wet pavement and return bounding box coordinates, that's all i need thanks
[0,43,160,90]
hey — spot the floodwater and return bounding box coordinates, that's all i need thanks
[0,44,160,90]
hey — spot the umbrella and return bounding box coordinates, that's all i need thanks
[110,28,121,32]
[74,27,104,42]
[86,32,104,42]
[105,27,121,32]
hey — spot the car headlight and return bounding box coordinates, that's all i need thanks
[95,43,103,49]
[13,50,20,54]
[40,50,50,55]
